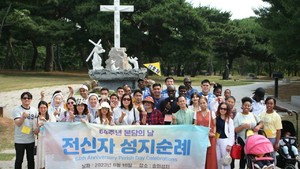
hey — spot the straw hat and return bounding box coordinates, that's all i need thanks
[142,96,154,104]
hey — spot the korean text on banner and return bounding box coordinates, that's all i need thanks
[43,123,210,169]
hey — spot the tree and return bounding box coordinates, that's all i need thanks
[255,0,300,75]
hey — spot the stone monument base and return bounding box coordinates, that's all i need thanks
[88,68,147,91]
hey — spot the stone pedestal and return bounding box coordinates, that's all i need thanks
[88,68,147,90]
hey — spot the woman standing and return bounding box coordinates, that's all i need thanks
[94,102,114,125]
[33,101,50,169]
[234,97,263,169]
[259,97,282,150]
[73,98,90,123]
[194,96,217,169]
[48,93,65,122]
[210,83,224,113]
[113,94,140,125]
[226,96,237,119]
[60,97,76,122]
[188,92,201,112]
[87,93,100,123]
[172,96,194,125]
[215,103,235,169]
[140,96,164,125]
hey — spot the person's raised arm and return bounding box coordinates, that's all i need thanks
[68,86,74,98]
[15,112,29,127]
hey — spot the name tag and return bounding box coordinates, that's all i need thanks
[21,126,31,134]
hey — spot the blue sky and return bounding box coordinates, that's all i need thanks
[187,0,270,19]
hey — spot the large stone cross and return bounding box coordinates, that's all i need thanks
[100,0,134,48]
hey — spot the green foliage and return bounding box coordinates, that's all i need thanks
[0,0,298,76]
[255,0,300,75]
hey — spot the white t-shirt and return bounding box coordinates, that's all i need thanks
[13,105,38,143]
[234,112,260,141]
[251,99,266,117]
[113,107,140,125]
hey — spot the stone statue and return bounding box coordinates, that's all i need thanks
[105,48,132,70]
[128,56,139,69]
[111,59,119,71]
[86,39,105,70]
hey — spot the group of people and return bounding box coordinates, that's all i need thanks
[13,77,295,169]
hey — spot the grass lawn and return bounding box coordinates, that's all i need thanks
[0,153,15,161]
[0,117,14,160]
[0,71,90,92]
[150,75,256,87]
[0,70,257,92]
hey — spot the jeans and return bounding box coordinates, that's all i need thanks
[15,142,35,169]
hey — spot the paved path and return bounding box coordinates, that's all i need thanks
[0,80,298,169]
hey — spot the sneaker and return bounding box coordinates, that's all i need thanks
[254,163,261,169]
[295,155,300,162]
[266,164,274,169]
[262,165,268,169]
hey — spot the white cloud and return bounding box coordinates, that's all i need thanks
[187,0,270,19]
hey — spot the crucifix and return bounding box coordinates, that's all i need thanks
[100,0,134,48]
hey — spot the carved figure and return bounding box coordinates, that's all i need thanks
[128,56,139,69]
[111,59,119,71]
[86,39,105,70]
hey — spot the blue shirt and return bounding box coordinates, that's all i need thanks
[186,88,198,100]
[198,92,216,110]
[161,89,179,99]
[141,87,151,99]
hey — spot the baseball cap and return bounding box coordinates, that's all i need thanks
[253,87,265,97]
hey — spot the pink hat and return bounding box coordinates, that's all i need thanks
[142,96,154,104]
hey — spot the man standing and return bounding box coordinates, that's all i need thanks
[252,87,293,116]
[159,85,180,125]
[178,85,191,105]
[79,85,89,100]
[252,87,266,116]
[99,87,110,104]
[183,77,198,99]
[137,79,151,99]
[133,90,145,115]
[116,87,125,99]
[161,77,177,99]
[13,92,38,169]
[152,83,163,109]
[198,79,215,108]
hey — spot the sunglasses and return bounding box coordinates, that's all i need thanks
[122,98,131,101]
[220,107,227,110]
[22,97,32,100]
[67,102,75,105]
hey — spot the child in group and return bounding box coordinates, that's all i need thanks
[279,131,300,161]
[94,102,114,125]
[253,154,274,169]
